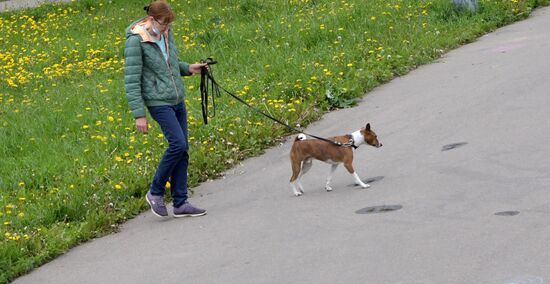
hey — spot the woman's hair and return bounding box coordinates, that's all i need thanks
[144,0,175,24]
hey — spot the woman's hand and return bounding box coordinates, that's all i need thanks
[189,63,208,74]
[135,117,148,134]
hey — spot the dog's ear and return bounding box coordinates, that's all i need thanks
[365,123,371,131]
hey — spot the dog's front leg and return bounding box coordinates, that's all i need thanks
[344,162,370,188]
[325,164,338,191]
[353,172,370,188]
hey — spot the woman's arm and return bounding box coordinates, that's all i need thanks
[124,35,146,119]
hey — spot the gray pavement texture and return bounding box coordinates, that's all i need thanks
[0,0,71,12]
[14,6,550,284]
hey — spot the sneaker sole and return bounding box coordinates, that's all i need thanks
[173,211,207,218]
[145,194,168,218]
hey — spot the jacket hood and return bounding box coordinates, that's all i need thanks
[125,17,169,42]
[125,17,146,38]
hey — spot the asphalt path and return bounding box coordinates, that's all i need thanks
[14,6,550,284]
[0,0,71,12]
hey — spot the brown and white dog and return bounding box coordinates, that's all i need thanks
[289,123,382,196]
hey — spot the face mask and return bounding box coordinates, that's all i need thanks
[152,27,160,35]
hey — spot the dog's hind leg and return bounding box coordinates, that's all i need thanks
[290,159,304,196]
[295,158,312,194]
[301,158,313,175]
[325,164,338,191]
[343,161,370,188]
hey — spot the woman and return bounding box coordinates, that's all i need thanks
[124,0,207,218]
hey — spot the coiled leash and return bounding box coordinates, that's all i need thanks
[199,58,220,124]
[199,59,357,149]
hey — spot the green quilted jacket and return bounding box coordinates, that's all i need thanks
[124,17,192,118]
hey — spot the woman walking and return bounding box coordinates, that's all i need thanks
[124,0,207,218]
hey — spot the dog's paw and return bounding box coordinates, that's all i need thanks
[325,186,333,192]
[294,191,303,196]
[359,183,371,188]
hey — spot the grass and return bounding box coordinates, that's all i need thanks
[0,0,548,282]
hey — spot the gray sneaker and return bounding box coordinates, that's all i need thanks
[173,202,207,218]
[145,191,168,217]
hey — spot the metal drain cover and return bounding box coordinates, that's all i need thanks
[495,211,520,216]
[356,205,402,214]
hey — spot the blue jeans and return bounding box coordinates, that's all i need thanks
[147,103,189,207]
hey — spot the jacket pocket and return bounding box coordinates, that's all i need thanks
[156,77,176,101]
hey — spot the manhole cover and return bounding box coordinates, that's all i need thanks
[442,142,468,151]
[355,205,402,214]
[494,211,520,216]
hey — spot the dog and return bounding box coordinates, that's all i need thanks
[289,123,382,196]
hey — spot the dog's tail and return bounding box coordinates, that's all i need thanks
[295,133,307,141]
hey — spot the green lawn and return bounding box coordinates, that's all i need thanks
[1,0,548,282]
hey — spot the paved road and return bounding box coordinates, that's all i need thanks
[0,0,71,12]
[15,6,550,284]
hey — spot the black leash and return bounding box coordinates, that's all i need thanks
[199,59,356,149]
[199,58,220,125]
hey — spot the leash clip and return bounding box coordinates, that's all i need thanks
[201,57,218,65]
